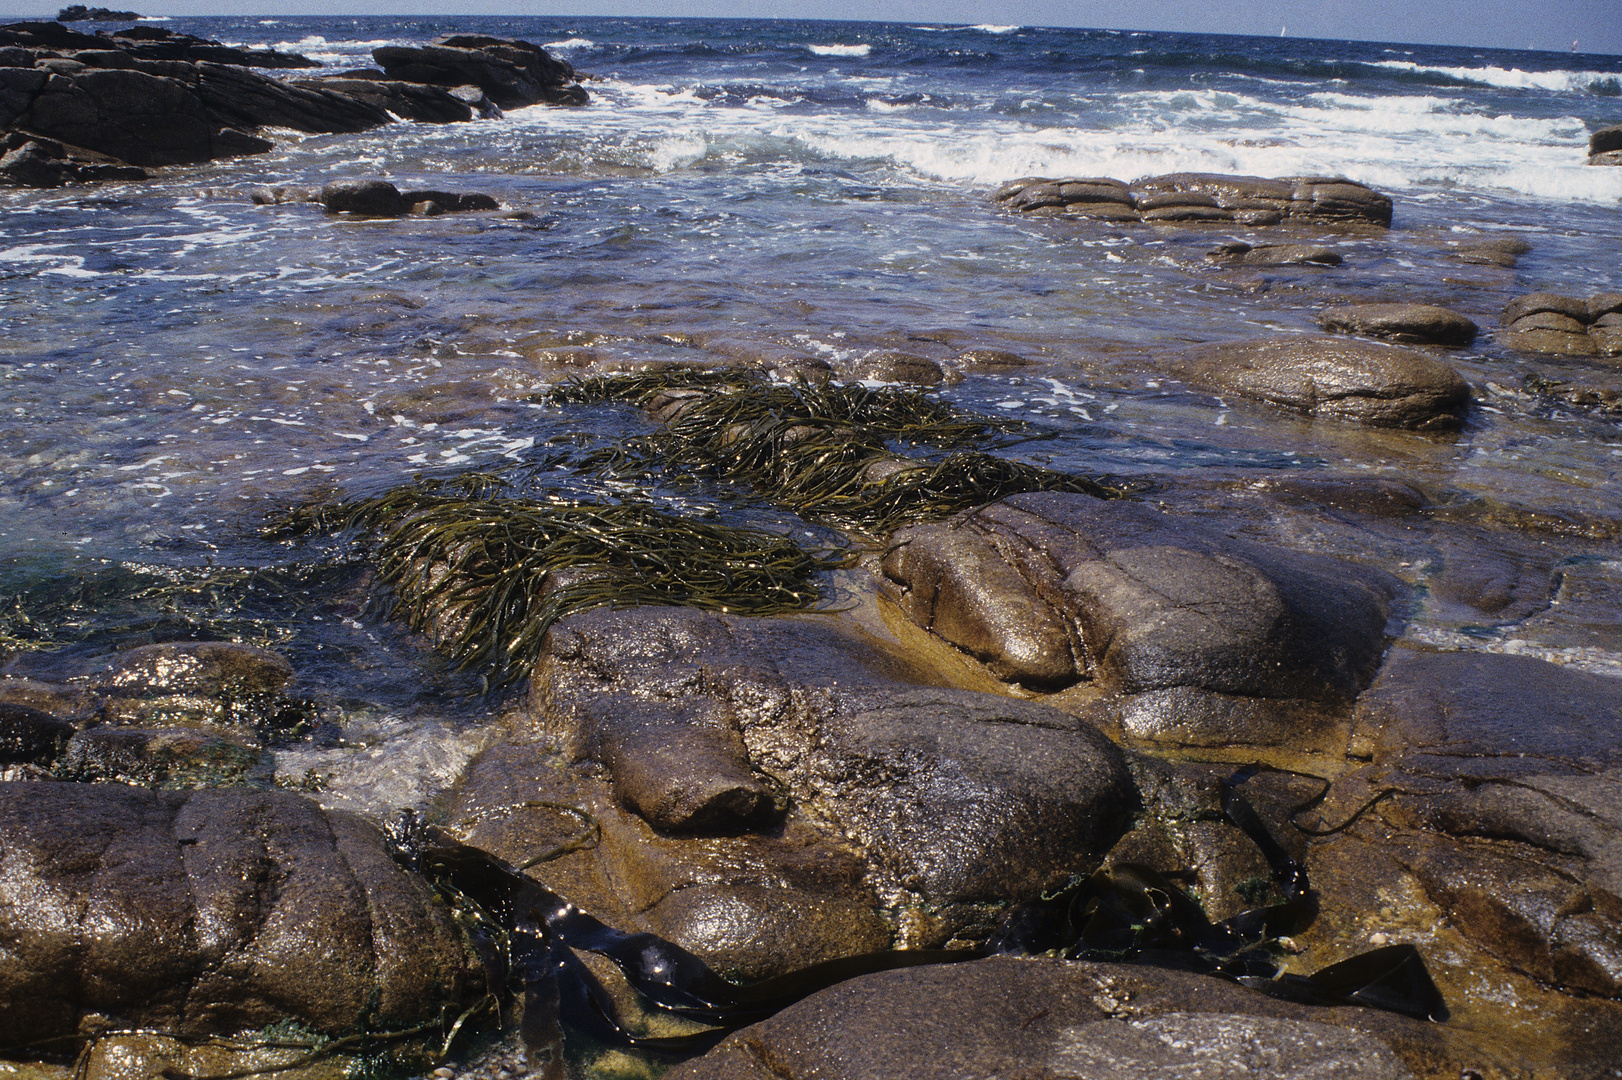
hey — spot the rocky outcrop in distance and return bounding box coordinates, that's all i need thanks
[0,23,585,187]
[57,6,141,21]
[994,172,1394,227]
[1500,290,1622,357]
[1590,123,1622,165]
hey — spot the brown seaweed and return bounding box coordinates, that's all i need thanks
[267,483,841,691]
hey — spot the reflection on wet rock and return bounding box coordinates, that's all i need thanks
[0,781,472,1047]
[1170,336,1471,429]
[513,605,1134,956]
[667,956,1463,1080]
[882,491,1398,748]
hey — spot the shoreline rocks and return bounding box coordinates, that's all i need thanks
[1500,290,1622,357]
[1318,303,1478,346]
[1590,123,1622,165]
[994,172,1394,228]
[0,22,585,187]
[1171,336,1472,430]
[0,781,473,1046]
[880,491,1399,747]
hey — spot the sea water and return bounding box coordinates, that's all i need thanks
[3,17,1621,807]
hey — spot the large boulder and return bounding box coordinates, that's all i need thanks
[0,782,472,1045]
[880,492,1400,748]
[667,956,1465,1080]
[1318,303,1477,346]
[372,35,587,108]
[1170,336,1471,430]
[454,606,1135,970]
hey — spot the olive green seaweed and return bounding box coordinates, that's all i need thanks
[552,371,1129,534]
[267,487,841,691]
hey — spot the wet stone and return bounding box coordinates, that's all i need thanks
[1501,291,1591,325]
[1347,647,1622,998]
[0,701,75,766]
[1169,336,1471,430]
[1318,303,1477,346]
[502,605,1135,957]
[666,956,1461,1080]
[880,491,1399,749]
[0,781,472,1046]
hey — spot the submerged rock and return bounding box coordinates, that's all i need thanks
[1170,336,1471,430]
[1318,303,1477,346]
[667,955,1462,1080]
[0,781,471,1046]
[880,491,1399,748]
[1207,241,1343,267]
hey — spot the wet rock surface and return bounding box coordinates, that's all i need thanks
[1501,290,1622,357]
[995,172,1393,227]
[372,35,588,108]
[319,178,502,217]
[0,781,471,1047]
[1590,124,1622,163]
[1170,336,1472,429]
[484,605,1135,962]
[881,491,1399,748]
[667,956,1464,1080]
[1318,303,1478,346]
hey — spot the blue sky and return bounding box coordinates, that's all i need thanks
[7,0,1620,55]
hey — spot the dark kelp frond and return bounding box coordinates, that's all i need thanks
[268,487,840,690]
[549,369,1024,445]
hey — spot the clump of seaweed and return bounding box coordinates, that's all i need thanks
[267,480,840,691]
[551,370,1129,535]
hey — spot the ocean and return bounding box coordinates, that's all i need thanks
[3,16,1622,811]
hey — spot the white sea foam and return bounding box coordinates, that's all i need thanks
[492,71,1621,205]
[807,43,872,58]
[544,37,595,50]
[969,24,1020,34]
[1365,59,1621,92]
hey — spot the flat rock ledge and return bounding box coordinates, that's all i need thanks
[1499,290,1622,358]
[0,781,472,1046]
[667,956,1465,1080]
[880,491,1399,748]
[1318,302,1478,346]
[993,172,1393,227]
[1171,336,1472,430]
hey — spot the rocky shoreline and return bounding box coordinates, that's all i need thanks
[0,23,586,186]
[3,18,1622,1080]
